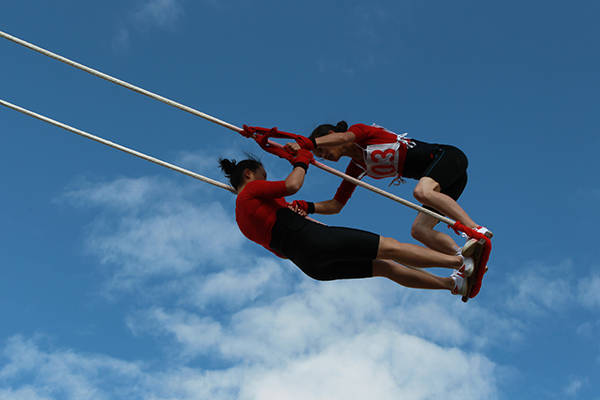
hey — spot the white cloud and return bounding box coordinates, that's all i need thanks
[0,328,499,400]
[176,149,223,175]
[112,0,185,52]
[90,199,244,290]
[505,260,572,314]
[184,256,294,309]
[238,331,498,400]
[112,26,131,52]
[64,176,243,291]
[0,387,52,400]
[0,336,144,400]
[63,176,160,209]
[563,377,585,397]
[578,273,600,308]
[134,0,184,30]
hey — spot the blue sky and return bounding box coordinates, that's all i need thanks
[1,0,599,399]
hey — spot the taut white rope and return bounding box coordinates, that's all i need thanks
[0,98,235,193]
[0,29,454,225]
[0,30,241,133]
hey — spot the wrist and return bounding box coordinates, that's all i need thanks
[293,162,308,171]
[306,202,315,214]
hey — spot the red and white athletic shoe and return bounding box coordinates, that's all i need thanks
[451,267,468,296]
[461,240,479,258]
[475,226,493,238]
[461,257,475,277]
[461,226,493,257]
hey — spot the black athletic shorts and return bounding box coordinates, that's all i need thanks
[270,208,380,281]
[403,141,469,213]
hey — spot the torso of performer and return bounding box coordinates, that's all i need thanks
[236,179,379,281]
[334,123,457,205]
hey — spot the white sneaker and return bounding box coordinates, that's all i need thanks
[461,257,475,277]
[451,267,467,296]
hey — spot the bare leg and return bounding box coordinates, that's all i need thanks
[411,212,459,255]
[376,236,463,270]
[413,177,478,228]
[372,259,454,290]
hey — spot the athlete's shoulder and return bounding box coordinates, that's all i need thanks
[348,123,371,133]
[237,180,261,197]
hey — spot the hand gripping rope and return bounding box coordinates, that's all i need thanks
[0,29,491,300]
[241,125,305,162]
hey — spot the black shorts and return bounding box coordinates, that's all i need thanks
[270,209,380,281]
[404,141,468,214]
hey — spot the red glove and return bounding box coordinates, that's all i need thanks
[288,200,315,215]
[294,135,317,151]
[291,149,314,170]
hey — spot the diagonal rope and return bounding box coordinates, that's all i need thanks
[0,30,241,133]
[0,29,455,225]
[2,98,445,279]
[0,98,235,193]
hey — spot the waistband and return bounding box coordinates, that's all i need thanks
[269,208,309,255]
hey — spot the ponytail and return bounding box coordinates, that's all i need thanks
[219,156,262,190]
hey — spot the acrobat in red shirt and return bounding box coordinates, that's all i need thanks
[235,180,290,258]
[334,123,414,205]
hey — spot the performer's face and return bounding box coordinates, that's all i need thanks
[315,145,344,162]
[255,166,267,180]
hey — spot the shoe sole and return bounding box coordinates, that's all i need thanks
[461,238,486,303]
[461,239,479,258]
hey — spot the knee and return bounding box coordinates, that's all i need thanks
[413,182,440,205]
[377,236,400,258]
[413,186,430,204]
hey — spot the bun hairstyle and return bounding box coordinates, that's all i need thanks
[219,156,262,190]
[310,120,349,140]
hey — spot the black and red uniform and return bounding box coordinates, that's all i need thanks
[334,124,469,214]
[236,180,379,281]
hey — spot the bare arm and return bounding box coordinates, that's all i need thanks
[285,131,357,154]
[284,166,307,195]
[314,131,356,147]
[314,199,345,214]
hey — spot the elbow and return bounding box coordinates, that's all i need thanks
[331,200,344,214]
[285,181,302,195]
[341,132,355,144]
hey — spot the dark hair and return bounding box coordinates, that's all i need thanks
[219,155,262,190]
[310,120,349,140]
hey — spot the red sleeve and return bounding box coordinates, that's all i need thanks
[244,180,289,199]
[348,124,374,145]
[333,161,364,205]
[349,123,398,146]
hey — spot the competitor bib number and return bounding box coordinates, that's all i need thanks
[364,142,401,178]
[370,149,397,176]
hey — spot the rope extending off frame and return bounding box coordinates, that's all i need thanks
[0,29,455,225]
[0,98,235,193]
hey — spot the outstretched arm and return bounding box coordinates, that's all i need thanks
[313,131,356,147]
[285,131,356,153]
[314,199,344,214]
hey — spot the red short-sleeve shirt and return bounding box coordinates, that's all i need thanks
[333,124,402,205]
[236,180,289,257]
